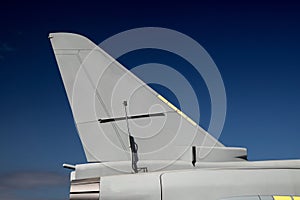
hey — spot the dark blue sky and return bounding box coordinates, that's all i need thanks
[0,1,299,199]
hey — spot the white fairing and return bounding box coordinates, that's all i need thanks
[161,168,300,200]
[49,32,231,164]
[100,173,161,200]
[99,160,300,200]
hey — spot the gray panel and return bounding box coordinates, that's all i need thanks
[220,196,260,200]
[259,196,274,200]
[162,168,300,200]
[70,178,100,200]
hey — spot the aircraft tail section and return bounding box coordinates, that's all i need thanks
[49,32,245,165]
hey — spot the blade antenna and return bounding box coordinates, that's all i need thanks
[123,100,139,173]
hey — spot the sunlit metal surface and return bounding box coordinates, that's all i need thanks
[70,178,100,200]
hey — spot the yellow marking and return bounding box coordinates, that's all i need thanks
[177,110,187,118]
[167,102,178,111]
[186,117,197,126]
[177,110,197,126]
[273,196,292,200]
[293,196,300,200]
[157,94,197,126]
[157,95,168,104]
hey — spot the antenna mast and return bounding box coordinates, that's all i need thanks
[123,100,139,173]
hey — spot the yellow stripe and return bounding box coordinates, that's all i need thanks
[157,95,168,104]
[186,117,197,126]
[157,95,197,126]
[293,196,300,200]
[167,102,178,111]
[176,110,187,118]
[273,196,292,200]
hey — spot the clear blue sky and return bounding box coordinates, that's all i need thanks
[0,1,299,200]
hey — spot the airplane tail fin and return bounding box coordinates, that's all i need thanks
[49,33,246,165]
